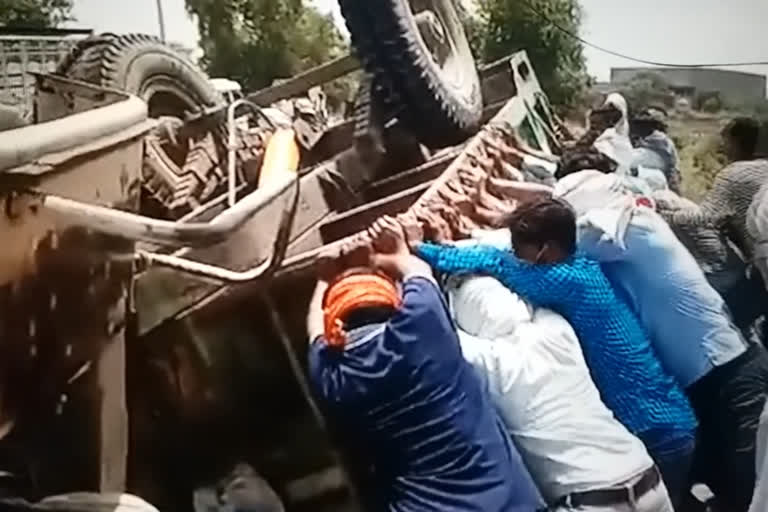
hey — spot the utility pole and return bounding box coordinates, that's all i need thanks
[156,0,167,42]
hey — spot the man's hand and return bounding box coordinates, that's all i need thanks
[417,204,453,243]
[370,215,432,280]
[316,245,343,283]
[343,233,373,269]
[370,215,409,257]
[397,211,425,249]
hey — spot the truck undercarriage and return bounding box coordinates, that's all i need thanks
[0,3,566,509]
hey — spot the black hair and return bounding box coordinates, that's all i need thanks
[503,196,577,256]
[556,148,616,179]
[724,117,760,157]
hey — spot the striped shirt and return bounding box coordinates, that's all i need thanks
[669,159,768,259]
[654,190,746,294]
[415,243,697,450]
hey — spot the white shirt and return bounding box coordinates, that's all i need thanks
[447,275,652,503]
[556,172,747,387]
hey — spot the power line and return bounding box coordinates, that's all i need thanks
[518,0,768,69]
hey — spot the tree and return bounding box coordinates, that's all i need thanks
[462,0,590,109]
[185,0,348,93]
[0,0,73,27]
[618,72,675,112]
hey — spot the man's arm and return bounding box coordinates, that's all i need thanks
[668,168,733,227]
[667,203,720,229]
[414,243,572,307]
[490,178,553,202]
[307,279,329,342]
[415,242,506,276]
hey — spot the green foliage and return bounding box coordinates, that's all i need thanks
[465,0,590,109]
[185,0,349,94]
[679,132,727,201]
[0,0,73,27]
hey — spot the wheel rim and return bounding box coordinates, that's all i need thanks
[140,77,203,119]
[407,0,476,103]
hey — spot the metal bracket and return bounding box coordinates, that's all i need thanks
[36,170,296,248]
[226,98,276,207]
[135,175,300,283]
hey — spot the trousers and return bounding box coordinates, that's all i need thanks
[551,471,673,512]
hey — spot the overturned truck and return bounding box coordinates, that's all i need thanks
[0,1,566,510]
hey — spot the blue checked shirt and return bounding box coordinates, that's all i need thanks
[415,243,697,450]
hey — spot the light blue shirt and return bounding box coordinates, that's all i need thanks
[577,204,748,388]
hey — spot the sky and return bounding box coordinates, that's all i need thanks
[68,0,768,93]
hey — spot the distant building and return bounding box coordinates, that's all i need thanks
[1,28,198,113]
[611,67,767,104]
[0,27,93,112]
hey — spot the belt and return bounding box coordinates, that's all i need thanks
[556,466,661,509]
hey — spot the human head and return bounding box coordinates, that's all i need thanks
[589,106,623,135]
[503,196,577,264]
[723,117,760,161]
[603,93,629,135]
[322,267,401,348]
[557,147,617,179]
[631,107,668,138]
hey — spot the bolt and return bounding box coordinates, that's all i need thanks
[49,293,57,312]
[28,319,36,339]
[29,344,37,358]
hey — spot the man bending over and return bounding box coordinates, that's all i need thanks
[413,197,697,495]
[447,271,673,512]
[306,221,544,512]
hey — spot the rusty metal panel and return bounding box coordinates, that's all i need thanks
[320,182,430,242]
[0,134,143,494]
[134,157,331,334]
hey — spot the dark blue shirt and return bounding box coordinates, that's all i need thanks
[309,276,544,512]
[415,244,697,452]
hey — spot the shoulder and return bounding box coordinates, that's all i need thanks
[719,161,765,181]
[570,254,603,271]
[526,309,579,349]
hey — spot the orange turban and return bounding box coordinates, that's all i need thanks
[323,273,401,348]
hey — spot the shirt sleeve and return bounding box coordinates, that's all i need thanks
[702,167,736,212]
[668,197,731,229]
[415,243,578,307]
[415,243,506,276]
[670,165,736,228]
[455,332,498,389]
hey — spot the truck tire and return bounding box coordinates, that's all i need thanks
[56,33,222,117]
[339,0,482,148]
